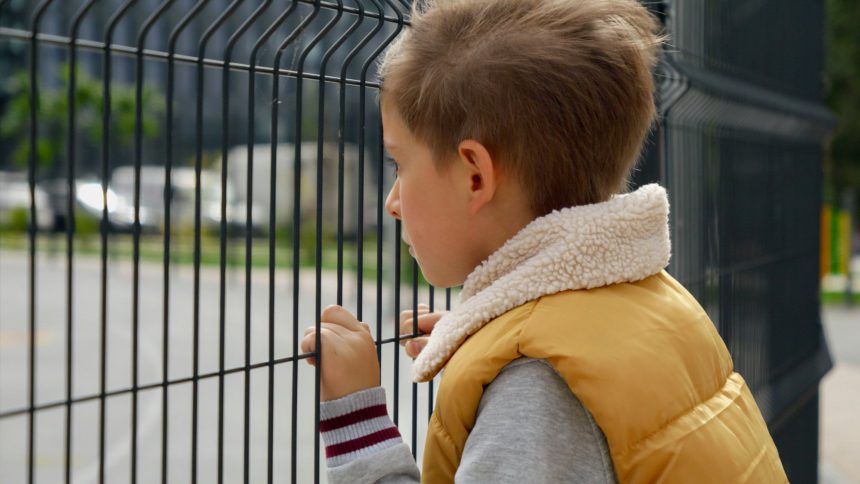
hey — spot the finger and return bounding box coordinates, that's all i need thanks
[301,325,340,348]
[360,322,371,335]
[320,305,363,332]
[300,333,316,365]
[399,311,445,337]
[404,336,429,359]
[301,326,339,365]
[304,323,351,346]
[399,305,430,324]
[300,331,311,352]
[399,314,429,345]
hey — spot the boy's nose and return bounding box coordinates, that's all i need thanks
[384,179,401,220]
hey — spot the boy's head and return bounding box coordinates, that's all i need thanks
[380,0,665,288]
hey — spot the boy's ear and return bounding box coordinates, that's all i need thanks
[456,139,497,215]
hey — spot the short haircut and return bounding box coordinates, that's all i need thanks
[378,0,667,215]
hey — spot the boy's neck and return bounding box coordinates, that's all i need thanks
[468,187,537,276]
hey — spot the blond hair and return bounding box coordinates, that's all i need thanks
[378,0,666,215]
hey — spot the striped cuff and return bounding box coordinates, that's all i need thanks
[320,387,403,468]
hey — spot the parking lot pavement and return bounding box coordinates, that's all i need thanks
[0,249,428,484]
[820,305,860,484]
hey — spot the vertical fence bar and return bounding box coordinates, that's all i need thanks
[101,5,138,482]
[393,219,401,425]
[0,0,5,442]
[194,4,245,481]
[355,0,395,329]
[337,1,373,323]
[312,4,350,479]
[375,18,385,368]
[66,3,97,482]
[383,0,405,430]
[0,0,8,24]
[132,5,172,481]
[208,5,247,482]
[167,2,212,482]
[334,1,359,307]
[428,286,434,420]
[239,4,304,483]
[163,3,203,482]
[271,5,320,481]
[410,260,418,457]
[242,7,292,484]
[376,0,404,378]
[27,3,54,483]
[355,0,384,322]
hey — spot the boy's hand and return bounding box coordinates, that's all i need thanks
[301,305,380,401]
[399,303,446,359]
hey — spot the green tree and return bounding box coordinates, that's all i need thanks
[825,0,860,193]
[0,63,164,170]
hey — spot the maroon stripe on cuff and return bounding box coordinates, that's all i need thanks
[325,427,402,458]
[319,404,389,432]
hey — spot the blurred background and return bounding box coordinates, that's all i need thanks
[819,1,860,483]
[0,0,858,483]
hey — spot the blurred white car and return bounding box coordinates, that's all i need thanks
[109,166,265,234]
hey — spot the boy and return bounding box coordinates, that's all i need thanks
[300,0,788,482]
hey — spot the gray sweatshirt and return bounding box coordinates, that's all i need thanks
[319,357,618,483]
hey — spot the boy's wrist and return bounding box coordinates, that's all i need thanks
[320,386,387,420]
[320,387,403,468]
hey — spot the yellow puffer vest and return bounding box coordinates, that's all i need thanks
[410,185,787,483]
[421,271,787,483]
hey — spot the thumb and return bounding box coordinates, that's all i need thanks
[405,336,429,359]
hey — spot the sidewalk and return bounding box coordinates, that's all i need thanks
[819,305,860,484]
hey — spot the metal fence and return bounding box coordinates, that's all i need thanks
[0,0,835,483]
[639,1,836,482]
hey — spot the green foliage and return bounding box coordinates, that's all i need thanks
[0,63,164,169]
[0,207,29,233]
[74,211,99,236]
[825,0,860,191]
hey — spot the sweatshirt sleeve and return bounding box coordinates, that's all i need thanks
[455,358,618,483]
[320,387,420,484]
[321,358,617,484]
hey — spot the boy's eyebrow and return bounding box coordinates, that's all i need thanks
[383,140,398,151]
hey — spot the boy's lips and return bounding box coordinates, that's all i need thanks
[402,235,413,255]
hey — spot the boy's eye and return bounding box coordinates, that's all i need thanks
[385,157,399,177]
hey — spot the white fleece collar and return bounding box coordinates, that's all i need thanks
[412,183,672,382]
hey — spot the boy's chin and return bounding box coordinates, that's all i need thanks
[421,267,465,290]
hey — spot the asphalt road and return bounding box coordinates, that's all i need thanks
[0,249,432,483]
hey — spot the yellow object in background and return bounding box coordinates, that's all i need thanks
[821,204,853,277]
[839,211,851,275]
[821,205,831,278]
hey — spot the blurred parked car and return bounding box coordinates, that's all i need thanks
[0,171,55,232]
[110,166,265,235]
[223,142,377,237]
[40,177,134,233]
[74,180,135,232]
